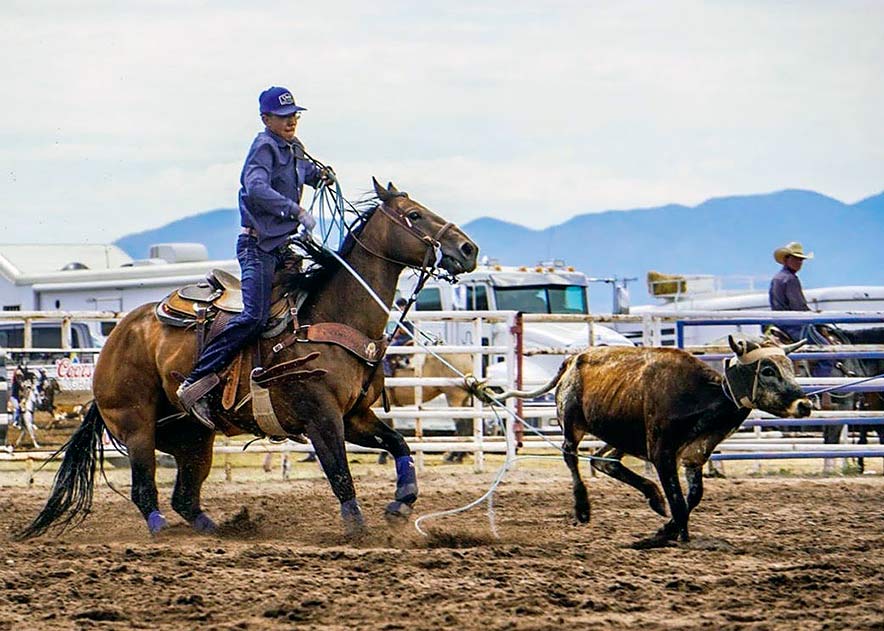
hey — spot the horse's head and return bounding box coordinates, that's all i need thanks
[372,178,478,278]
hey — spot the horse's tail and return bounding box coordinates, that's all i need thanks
[17,402,107,540]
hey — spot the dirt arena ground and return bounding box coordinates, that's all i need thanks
[0,458,882,630]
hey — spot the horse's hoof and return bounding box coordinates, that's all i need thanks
[384,500,413,523]
[191,512,218,534]
[573,509,590,524]
[147,511,169,536]
[341,499,367,538]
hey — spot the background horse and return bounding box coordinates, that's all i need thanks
[381,351,475,463]
[14,377,41,449]
[22,180,477,538]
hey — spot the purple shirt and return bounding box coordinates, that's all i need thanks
[769,265,809,339]
[238,129,321,252]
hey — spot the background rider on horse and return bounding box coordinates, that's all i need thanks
[177,86,335,429]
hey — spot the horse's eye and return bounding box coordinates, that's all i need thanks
[407,211,421,221]
[761,366,777,378]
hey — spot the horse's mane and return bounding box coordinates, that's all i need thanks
[841,327,884,345]
[278,196,380,296]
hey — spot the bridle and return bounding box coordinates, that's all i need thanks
[721,346,788,409]
[348,198,456,277]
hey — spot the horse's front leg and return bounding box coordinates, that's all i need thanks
[305,412,366,537]
[345,408,417,521]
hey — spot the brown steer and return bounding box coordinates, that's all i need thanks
[491,336,812,548]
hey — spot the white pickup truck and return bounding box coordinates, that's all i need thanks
[396,263,633,390]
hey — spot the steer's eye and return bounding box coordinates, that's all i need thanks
[761,366,777,378]
[407,211,421,221]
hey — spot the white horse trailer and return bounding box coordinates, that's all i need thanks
[618,272,884,347]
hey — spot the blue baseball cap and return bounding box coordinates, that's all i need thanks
[259,86,307,116]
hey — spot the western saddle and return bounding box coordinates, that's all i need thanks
[158,269,285,321]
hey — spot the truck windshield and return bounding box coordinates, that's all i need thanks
[494,285,587,314]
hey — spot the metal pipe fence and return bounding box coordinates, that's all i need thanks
[2,308,884,473]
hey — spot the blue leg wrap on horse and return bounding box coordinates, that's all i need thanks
[147,510,168,535]
[394,456,418,503]
[191,512,217,534]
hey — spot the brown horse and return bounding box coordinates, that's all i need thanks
[21,180,478,538]
[382,351,476,462]
[384,351,474,408]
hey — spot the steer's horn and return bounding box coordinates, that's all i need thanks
[728,335,747,357]
[782,339,807,354]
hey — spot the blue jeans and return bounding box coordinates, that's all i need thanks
[188,234,280,382]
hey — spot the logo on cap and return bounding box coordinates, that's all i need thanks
[278,92,294,106]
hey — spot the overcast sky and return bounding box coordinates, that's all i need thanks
[2,1,882,244]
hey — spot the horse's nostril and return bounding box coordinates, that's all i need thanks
[460,242,475,257]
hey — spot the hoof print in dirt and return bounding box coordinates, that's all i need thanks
[217,507,262,539]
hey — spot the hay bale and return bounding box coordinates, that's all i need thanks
[647,271,687,296]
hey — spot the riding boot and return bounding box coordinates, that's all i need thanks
[176,374,220,431]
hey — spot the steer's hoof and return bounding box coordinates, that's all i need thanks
[648,494,668,517]
[384,500,413,523]
[147,511,169,536]
[191,512,218,534]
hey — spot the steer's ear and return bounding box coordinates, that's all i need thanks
[783,339,807,355]
[728,335,748,357]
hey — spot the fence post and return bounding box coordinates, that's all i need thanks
[506,313,521,468]
[414,351,425,472]
[472,315,485,473]
[223,438,232,482]
[0,353,7,446]
[61,317,72,351]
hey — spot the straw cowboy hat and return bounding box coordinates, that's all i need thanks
[774,241,814,265]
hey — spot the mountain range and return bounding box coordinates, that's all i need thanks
[115,188,884,306]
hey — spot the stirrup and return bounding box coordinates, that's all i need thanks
[176,374,220,430]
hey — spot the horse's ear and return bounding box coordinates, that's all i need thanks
[387,181,399,195]
[373,177,389,201]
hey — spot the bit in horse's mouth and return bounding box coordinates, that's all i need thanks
[440,255,466,276]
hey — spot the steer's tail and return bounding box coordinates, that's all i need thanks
[17,402,107,539]
[464,356,575,404]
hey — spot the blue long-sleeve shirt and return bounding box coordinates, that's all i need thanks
[769,266,809,340]
[238,129,321,252]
